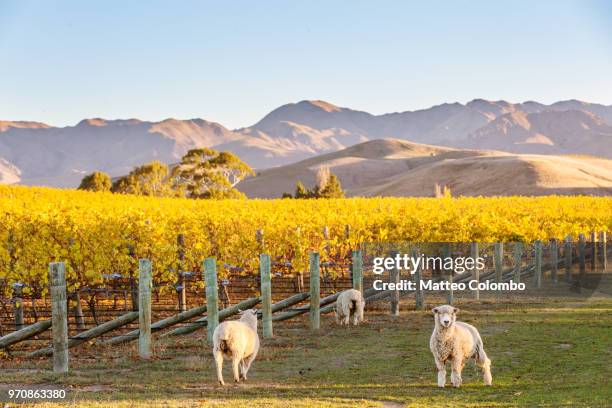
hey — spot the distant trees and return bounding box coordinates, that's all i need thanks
[171,148,254,199]
[111,161,176,197]
[284,167,345,199]
[78,171,111,192]
[82,148,254,199]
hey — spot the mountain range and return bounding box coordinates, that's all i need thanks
[1,99,611,188]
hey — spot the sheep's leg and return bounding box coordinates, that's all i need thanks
[476,350,492,386]
[213,349,225,386]
[352,311,359,326]
[450,357,464,388]
[232,357,241,383]
[435,359,446,388]
[239,360,247,380]
[242,351,258,380]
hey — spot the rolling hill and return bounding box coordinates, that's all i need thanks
[236,139,612,197]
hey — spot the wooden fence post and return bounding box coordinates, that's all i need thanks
[601,232,607,272]
[443,243,453,305]
[128,245,138,311]
[12,283,24,331]
[578,233,586,281]
[389,250,400,317]
[49,262,68,373]
[260,253,273,338]
[309,252,320,330]
[550,238,558,283]
[564,236,573,282]
[351,250,363,294]
[494,243,503,284]
[177,234,187,312]
[412,247,424,310]
[534,240,542,288]
[256,229,264,252]
[590,232,597,272]
[513,243,523,284]
[204,258,219,344]
[471,243,479,300]
[138,259,152,359]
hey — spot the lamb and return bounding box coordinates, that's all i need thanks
[335,288,365,325]
[212,308,260,386]
[429,305,492,388]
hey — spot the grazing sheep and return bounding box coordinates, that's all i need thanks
[335,289,365,325]
[212,309,260,385]
[429,305,492,388]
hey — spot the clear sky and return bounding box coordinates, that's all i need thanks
[1,0,611,129]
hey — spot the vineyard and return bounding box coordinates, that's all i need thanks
[1,184,611,296]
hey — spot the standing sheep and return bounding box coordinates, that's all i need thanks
[335,289,365,325]
[429,305,492,388]
[212,309,260,385]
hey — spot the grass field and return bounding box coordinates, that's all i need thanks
[1,293,611,407]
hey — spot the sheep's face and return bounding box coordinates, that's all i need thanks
[432,305,458,328]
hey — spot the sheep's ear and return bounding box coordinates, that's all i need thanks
[251,309,258,315]
[432,307,439,314]
[453,307,459,314]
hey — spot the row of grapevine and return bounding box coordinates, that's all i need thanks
[1,185,611,297]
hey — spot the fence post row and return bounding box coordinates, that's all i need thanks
[590,232,597,272]
[177,234,187,312]
[351,250,363,294]
[389,250,400,316]
[12,283,24,332]
[204,258,219,344]
[260,253,273,338]
[578,233,586,281]
[309,252,320,330]
[49,262,68,373]
[471,243,480,300]
[534,240,542,288]
[550,238,558,283]
[513,243,523,284]
[443,243,453,305]
[493,243,503,284]
[138,259,152,360]
[601,232,607,272]
[564,236,573,282]
[412,247,424,310]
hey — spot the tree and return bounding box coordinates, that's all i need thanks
[171,148,254,199]
[78,172,111,192]
[289,171,345,199]
[294,181,310,199]
[111,161,176,197]
[318,173,345,198]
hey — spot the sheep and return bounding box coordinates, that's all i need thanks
[335,288,365,325]
[429,305,492,388]
[212,308,260,386]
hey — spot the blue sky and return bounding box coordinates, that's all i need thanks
[1,1,611,128]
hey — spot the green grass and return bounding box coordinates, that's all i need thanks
[1,297,611,407]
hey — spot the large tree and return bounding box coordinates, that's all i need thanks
[78,171,111,192]
[111,161,176,197]
[171,148,254,199]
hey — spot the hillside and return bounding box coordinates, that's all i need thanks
[237,139,612,198]
[1,98,612,187]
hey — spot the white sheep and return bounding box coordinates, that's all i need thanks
[429,305,492,388]
[212,309,260,386]
[335,288,365,325]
